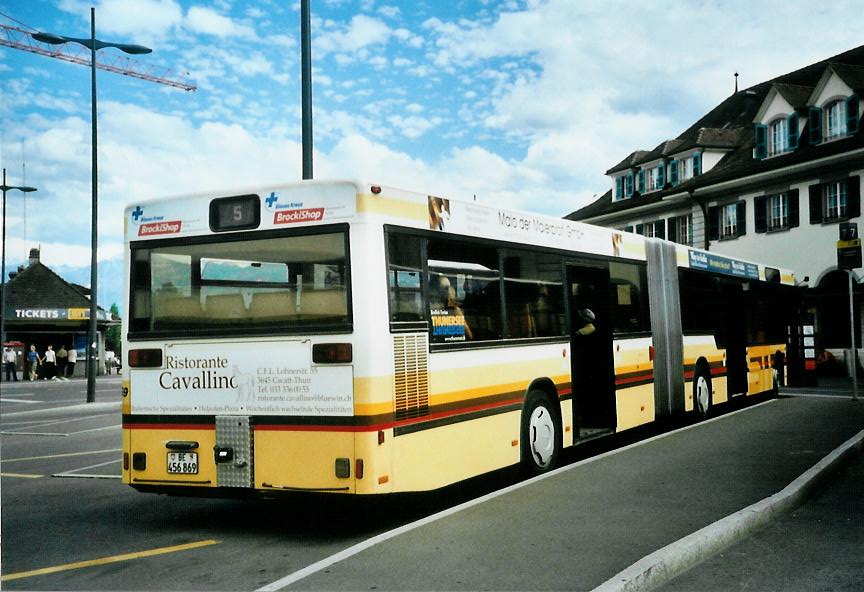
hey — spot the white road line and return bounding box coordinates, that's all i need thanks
[0,431,69,437]
[2,449,121,463]
[257,399,777,591]
[68,425,121,435]
[54,458,121,480]
[1,398,42,404]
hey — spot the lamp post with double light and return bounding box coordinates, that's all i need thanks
[1,168,37,353]
[32,8,151,402]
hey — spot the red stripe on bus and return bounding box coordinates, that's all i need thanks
[615,373,654,386]
[123,423,214,431]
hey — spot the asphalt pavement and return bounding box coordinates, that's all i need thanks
[263,389,864,592]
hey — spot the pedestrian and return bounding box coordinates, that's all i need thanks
[3,347,18,382]
[43,345,56,380]
[26,345,40,381]
[66,345,77,378]
[57,344,68,378]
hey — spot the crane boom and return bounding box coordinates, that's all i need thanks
[0,22,196,91]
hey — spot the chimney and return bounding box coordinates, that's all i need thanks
[28,248,40,266]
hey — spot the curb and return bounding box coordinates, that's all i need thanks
[592,428,864,592]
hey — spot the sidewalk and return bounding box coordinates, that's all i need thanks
[660,448,864,591]
[264,395,864,591]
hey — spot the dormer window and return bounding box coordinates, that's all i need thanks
[755,114,799,159]
[809,95,860,144]
[825,100,847,139]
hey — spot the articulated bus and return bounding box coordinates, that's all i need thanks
[121,180,797,496]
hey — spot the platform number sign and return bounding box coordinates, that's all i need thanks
[837,222,862,270]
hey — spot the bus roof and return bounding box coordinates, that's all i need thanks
[125,179,796,286]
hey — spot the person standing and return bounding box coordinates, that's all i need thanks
[27,345,40,381]
[43,345,57,380]
[66,345,77,378]
[56,345,68,379]
[3,347,18,382]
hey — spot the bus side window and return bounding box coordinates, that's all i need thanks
[387,233,424,323]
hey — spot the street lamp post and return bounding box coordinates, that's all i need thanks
[32,8,151,403]
[1,168,37,354]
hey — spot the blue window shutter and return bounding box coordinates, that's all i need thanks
[809,107,822,144]
[635,223,644,235]
[657,164,665,188]
[847,95,860,134]
[626,173,634,196]
[637,170,645,194]
[754,124,768,159]
[615,176,624,199]
[786,114,799,150]
[669,160,678,186]
[692,153,701,176]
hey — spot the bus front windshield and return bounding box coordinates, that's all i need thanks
[129,229,350,335]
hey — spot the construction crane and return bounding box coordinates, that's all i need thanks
[0,21,196,91]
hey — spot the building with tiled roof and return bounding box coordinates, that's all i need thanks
[567,44,864,361]
[1,248,115,379]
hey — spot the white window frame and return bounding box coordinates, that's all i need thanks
[720,203,738,238]
[674,214,693,246]
[768,118,787,156]
[645,167,659,192]
[768,193,789,231]
[824,181,848,220]
[825,100,847,140]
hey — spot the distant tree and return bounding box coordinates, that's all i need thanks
[106,303,122,355]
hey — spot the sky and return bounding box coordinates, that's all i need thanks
[1,0,862,315]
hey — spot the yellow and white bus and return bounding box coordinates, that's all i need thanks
[121,180,797,495]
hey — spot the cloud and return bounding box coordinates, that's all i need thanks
[185,6,256,38]
[315,14,391,58]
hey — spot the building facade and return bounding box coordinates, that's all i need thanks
[1,248,116,379]
[567,45,864,371]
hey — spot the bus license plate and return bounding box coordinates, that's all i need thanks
[167,452,198,474]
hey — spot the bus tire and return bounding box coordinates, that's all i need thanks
[520,390,561,475]
[694,364,712,419]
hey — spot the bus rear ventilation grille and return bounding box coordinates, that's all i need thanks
[393,334,429,420]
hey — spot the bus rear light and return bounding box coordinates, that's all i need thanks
[313,343,352,364]
[123,453,129,471]
[649,345,655,361]
[129,348,163,368]
[355,459,364,479]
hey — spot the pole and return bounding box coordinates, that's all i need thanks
[300,0,313,180]
[1,169,7,350]
[86,6,98,403]
[850,270,858,401]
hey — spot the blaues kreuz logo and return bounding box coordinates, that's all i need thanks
[264,191,305,212]
[131,205,181,236]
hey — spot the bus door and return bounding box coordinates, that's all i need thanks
[721,280,748,397]
[567,264,616,438]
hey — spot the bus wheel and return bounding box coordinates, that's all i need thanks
[694,366,712,419]
[521,391,561,475]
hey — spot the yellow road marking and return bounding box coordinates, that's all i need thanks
[0,472,43,479]
[2,449,120,463]
[0,540,220,582]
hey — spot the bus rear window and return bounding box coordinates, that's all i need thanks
[130,230,350,335]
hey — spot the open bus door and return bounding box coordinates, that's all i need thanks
[567,264,616,439]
